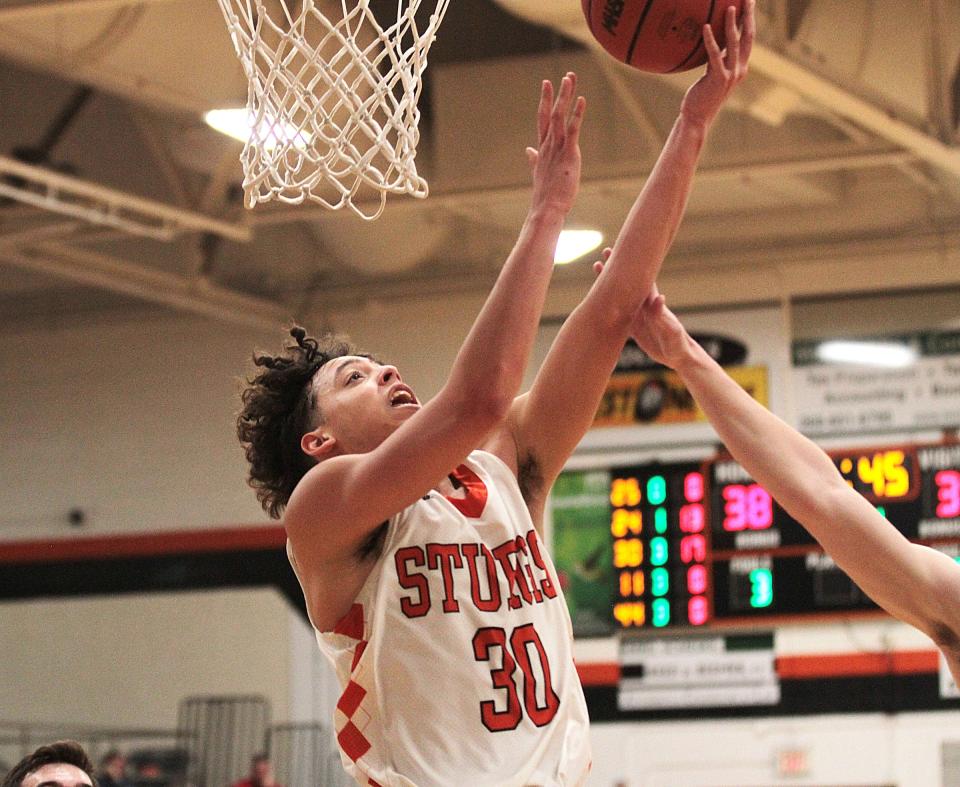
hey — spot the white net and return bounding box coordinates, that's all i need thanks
[217,0,450,220]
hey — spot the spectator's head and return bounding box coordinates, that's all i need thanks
[249,754,272,787]
[1,741,96,787]
[97,752,124,782]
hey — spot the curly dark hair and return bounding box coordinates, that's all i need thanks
[2,740,96,787]
[237,326,358,518]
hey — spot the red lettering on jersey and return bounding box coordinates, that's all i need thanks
[473,627,522,732]
[426,543,464,613]
[444,464,488,518]
[395,546,431,618]
[526,529,558,599]
[517,536,543,604]
[461,543,502,612]
[511,623,561,726]
[524,562,544,604]
[492,538,534,610]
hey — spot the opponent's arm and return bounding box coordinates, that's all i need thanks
[505,3,755,495]
[629,287,960,648]
[285,75,586,557]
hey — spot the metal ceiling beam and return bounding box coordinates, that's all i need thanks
[0,154,251,243]
[0,221,86,249]
[492,1,959,173]
[749,43,960,180]
[0,0,179,20]
[249,147,917,226]
[0,243,289,331]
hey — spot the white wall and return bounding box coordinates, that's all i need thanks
[0,589,294,728]
[1,314,272,539]
[590,711,960,786]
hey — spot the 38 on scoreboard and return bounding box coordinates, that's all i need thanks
[553,441,960,635]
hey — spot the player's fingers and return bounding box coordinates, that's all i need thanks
[703,24,724,74]
[537,80,552,144]
[550,74,573,144]
[739,0,756,71]
[552,74,572,115]
[725,5,740,74]
[566,96,587,141]
[592,248,613,276]
[526,147,539,170]
[568,73,580,122]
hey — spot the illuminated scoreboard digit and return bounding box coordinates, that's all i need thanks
[609,462,709,630]
[918,443,960,540]
[709,459,812,551]
[710,441,960,620]
[553,440,960,635]
[836,448,912,499]
[935,470,960,518]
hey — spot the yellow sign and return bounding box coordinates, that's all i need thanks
[593,366,769,427]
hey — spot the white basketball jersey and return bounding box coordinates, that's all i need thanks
[290,450,591,787]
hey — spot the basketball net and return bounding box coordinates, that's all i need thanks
[217,0,450,220]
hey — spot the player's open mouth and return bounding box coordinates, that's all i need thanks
[390,387,418,407]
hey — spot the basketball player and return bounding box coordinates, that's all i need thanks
[1,741,95,787]
[612,281,960,681]
[237,5,754,784]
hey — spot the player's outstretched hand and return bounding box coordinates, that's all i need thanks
[680,0,755,128]
[526,72,586,215]
[626,287,693,369]
[593,252,692,368]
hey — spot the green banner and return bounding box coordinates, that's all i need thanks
[552,470,614,637]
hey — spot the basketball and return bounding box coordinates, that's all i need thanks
[582,0,747,73]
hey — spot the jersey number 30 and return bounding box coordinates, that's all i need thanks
[473,624,560,732]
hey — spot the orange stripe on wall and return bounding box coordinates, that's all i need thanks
[0,525,287,564]
[776,650,939,679]
[575,650,940,687]
[576,662,621,686]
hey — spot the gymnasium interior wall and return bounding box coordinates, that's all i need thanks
[2,242,960,784]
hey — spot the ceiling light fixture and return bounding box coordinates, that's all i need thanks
[554,229,603,265]
[204,108,311,151]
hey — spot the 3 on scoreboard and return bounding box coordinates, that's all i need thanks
[552,441,960,635]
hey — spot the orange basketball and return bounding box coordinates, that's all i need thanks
[582,0,746,73]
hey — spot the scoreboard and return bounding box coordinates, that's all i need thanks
[553,440,960,634]
[607,462,709,629]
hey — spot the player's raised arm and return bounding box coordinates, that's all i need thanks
[596,1,754,301]
[502,2,755,502]
[627,286,960,667]
[282,74,586,561]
